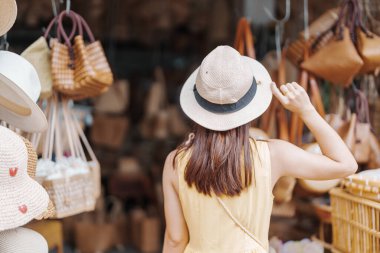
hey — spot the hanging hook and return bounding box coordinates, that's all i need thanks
[264,0,291,63]
[66,0,71,14]
[51,0,58,17]
[263,0,291,23]
[303,0,309,40]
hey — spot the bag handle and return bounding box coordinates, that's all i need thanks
[44,14,78,42]
[233,18,255,59]
[353,87,370,123]
[216,197,266,251]
[72,11,96,42]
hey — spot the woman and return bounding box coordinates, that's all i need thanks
[163,46,357,253]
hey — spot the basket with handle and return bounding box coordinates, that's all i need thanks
[36,95,99,218]
[47,10,113,100]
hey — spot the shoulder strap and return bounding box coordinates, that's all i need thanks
[216,197,267,251]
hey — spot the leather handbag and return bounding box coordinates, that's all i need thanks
[48,11,113,100]
[287,8,339,66]
[337,89,371,163]
[301,0,363,86]
[233,17,255,59]
[357,29,380,74]
[351,0,380,74]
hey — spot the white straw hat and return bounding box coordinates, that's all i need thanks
[180,46,272,131]
[0,51,47,132]
[0,0,17,36]
[0,227,48,253]
[0,126,49,231]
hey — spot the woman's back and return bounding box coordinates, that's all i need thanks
[176,140,273,253]
[163,46,357,253]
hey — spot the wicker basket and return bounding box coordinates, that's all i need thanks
[342,170,380,202]
[43,172,96,218]
[330,188,380,253]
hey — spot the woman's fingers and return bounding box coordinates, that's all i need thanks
[271,82,288,105]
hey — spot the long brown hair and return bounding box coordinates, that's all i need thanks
[174,123,254,197]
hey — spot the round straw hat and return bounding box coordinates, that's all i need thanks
[0,51,47,133]
[180,46,272,131]
[0,126,49,232]
[21,137,56,219]
[0,227,48,253]
[0,0,17,36]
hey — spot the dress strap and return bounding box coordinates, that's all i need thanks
[216,197,267,252]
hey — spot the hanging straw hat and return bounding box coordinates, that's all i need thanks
[0,126,49,231]
[0,51,47,132]
[21,137,55,219]
[0,227,48,253]
[0,0,17,36]
[180,46,272,131]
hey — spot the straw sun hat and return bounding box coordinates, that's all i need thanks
[180,46,272,131]
[0,0,17,36]
[0,227,48,253]
[0,126,49,232]
[0,51,47,132]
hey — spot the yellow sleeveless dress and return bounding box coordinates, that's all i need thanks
[176,140,273,253]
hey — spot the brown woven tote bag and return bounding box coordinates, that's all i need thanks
[50,11,113,99]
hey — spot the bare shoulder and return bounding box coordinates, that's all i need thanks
[163,150,179,185]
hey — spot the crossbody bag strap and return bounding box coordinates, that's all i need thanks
[216,197,267,251]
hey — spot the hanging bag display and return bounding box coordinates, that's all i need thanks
[287,8,339,66]
[48,11,113,100]
[353,0,380,74]
[301,0,363,86]
[36,95,99,218]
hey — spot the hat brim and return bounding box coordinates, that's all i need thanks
[0,74,47,133]
[180,56,273,131]
[0,0,17,36]
[0,177,49,231]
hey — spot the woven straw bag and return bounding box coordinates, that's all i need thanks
[36,95,99,218]
[48,11,113,100]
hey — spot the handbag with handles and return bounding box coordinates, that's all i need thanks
[36,95,100,218]
[301,0,363,86]
[338,88,371,163]
[287,8,339,66]
[47,10,113,100]
[352,0,380,74]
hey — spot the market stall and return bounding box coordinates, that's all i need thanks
[0,0,380,252]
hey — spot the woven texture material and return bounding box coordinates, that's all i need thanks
[21,37,53,99]
[43,173,96,218]
[330,188,380,253]
[0,0,17,36]
[177,140,273,253]
[0,126,49,232]
[180,46,272,131]
[50,11,113,100]
[21,136,56,219]
[0,227,48,253]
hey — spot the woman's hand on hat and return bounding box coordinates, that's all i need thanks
[271,82,315,116]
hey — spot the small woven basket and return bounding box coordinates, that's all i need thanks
[43,173,96,219]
